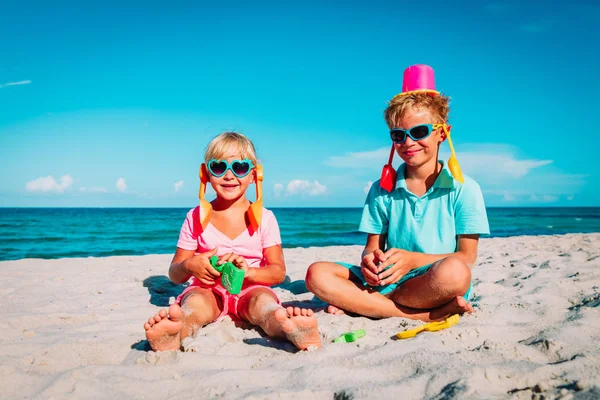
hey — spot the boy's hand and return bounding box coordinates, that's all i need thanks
[183,248,221,285]
[361,250,385,286]
[376,248,415,286]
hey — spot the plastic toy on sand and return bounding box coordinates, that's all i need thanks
[333,329,366,343]
[210,255,245,295]
[396,314,460,339]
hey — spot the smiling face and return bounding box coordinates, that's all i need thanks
[209,146,255,202]
[393,107,445,168]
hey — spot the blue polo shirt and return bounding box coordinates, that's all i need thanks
[360,161,490,253]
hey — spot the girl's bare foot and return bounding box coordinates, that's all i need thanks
[274,306,322,350]
[144,304,184,351]
[326,305,345,315]
[429,296,473,322]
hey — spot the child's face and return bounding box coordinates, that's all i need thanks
[393,108,444,168]
[209,147,255,202]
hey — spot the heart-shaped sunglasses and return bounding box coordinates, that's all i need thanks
[207,159,254,178]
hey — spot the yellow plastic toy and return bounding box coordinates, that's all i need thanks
[198,163,264,233]
[396,314,460,339]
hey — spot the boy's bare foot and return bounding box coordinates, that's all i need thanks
[274,306,322,350]
[429,296,473,322]
[144,304,184,351]
[326,305,345,315]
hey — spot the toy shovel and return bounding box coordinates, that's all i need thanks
[380,145,396,192]
[443,126,464,184]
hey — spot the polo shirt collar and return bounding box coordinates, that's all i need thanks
[395,160,456,192]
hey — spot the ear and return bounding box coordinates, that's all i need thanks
[250,167,256,184]
[440,124,451,142]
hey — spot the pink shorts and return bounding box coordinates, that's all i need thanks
[175,281,281,322]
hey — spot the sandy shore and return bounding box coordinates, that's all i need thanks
[1,234,599,400]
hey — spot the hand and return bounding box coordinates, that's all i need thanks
[217,253,250,275]
[360,250,386,286]
[183,248,221,285]
[376,248,415,286]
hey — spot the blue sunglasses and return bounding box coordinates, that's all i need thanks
[207,159,254,178]
[390,123,444,143]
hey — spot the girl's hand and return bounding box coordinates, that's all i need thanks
[218,253,250,274]
[360,250,386,286]
[376,248,415,286]
[183,248,221,285]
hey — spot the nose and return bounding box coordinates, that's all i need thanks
[403,136,416,146]
[223,168,236,179]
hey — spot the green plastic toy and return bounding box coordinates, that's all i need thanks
[209,255,245,295]
[333,329,366,343]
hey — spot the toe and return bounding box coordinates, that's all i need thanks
[148,317,155,325]
[144,322,151,330]
[153,314,162,323]
[159,309,167,318]
[293,307,301,316]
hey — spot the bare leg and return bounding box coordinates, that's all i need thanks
[238,288,322,350]
[144,288,222,351]
[305,258,472,322]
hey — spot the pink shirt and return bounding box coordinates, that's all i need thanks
[177,206,282,269]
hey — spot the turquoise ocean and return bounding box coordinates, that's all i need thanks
[0,207,599,261]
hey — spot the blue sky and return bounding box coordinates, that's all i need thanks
[1,0,598,207]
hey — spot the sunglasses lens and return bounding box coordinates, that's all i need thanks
[410,125,431,139]
[209,161,227,176]
[390,130,407,142]
[232,161,250,176]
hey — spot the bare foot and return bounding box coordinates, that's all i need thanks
[326,305,345,315]
[429,296,473,322]
[144,304,184,351]
[274,306,322,350]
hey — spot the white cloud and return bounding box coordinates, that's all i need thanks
[364,181,373,195]
[327,144,553,179]
[273,183,284,197]
[174,180,184,192]
[502,192,516,202]
[116,178,127,193]
[0,80,31,89]
[325,148,390,168]
[277,180,327,197]
[26,175,74,193]
[79,187,108,193]
[567,195,574,201]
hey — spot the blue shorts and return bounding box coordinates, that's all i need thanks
[336,262,473,301]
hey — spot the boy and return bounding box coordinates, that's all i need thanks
[306,65,489,321]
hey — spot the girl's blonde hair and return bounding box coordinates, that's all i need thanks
[204,132,258,164]
[384,93,451,129]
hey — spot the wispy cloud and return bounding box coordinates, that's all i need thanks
[174,180,184,192]
[520,21,552,33]
[274,180,327,197]
[26,175,74,193]
[0,80,32,89]
[79,187,108,193]
[116,178,128,193]
[326,144,552,179]
[364,181,373,195]
[485,2,518,13]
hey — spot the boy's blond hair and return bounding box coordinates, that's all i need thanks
[384,93,451,129]
[204,132,258,164]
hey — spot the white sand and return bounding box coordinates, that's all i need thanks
[1,234,599,400]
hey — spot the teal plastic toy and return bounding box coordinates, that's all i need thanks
[209,256,245,295]
[333,329,366,343]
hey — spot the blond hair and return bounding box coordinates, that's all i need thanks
[384,93,451,129]
[204,132,258,164]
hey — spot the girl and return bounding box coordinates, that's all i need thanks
[144,132,321,351]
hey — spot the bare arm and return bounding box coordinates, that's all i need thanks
[245,244,286,285]
[169,247,220,285]
[401,234,480,269]
[376,235,481,285]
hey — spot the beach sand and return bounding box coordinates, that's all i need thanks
[1,233,599,400]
